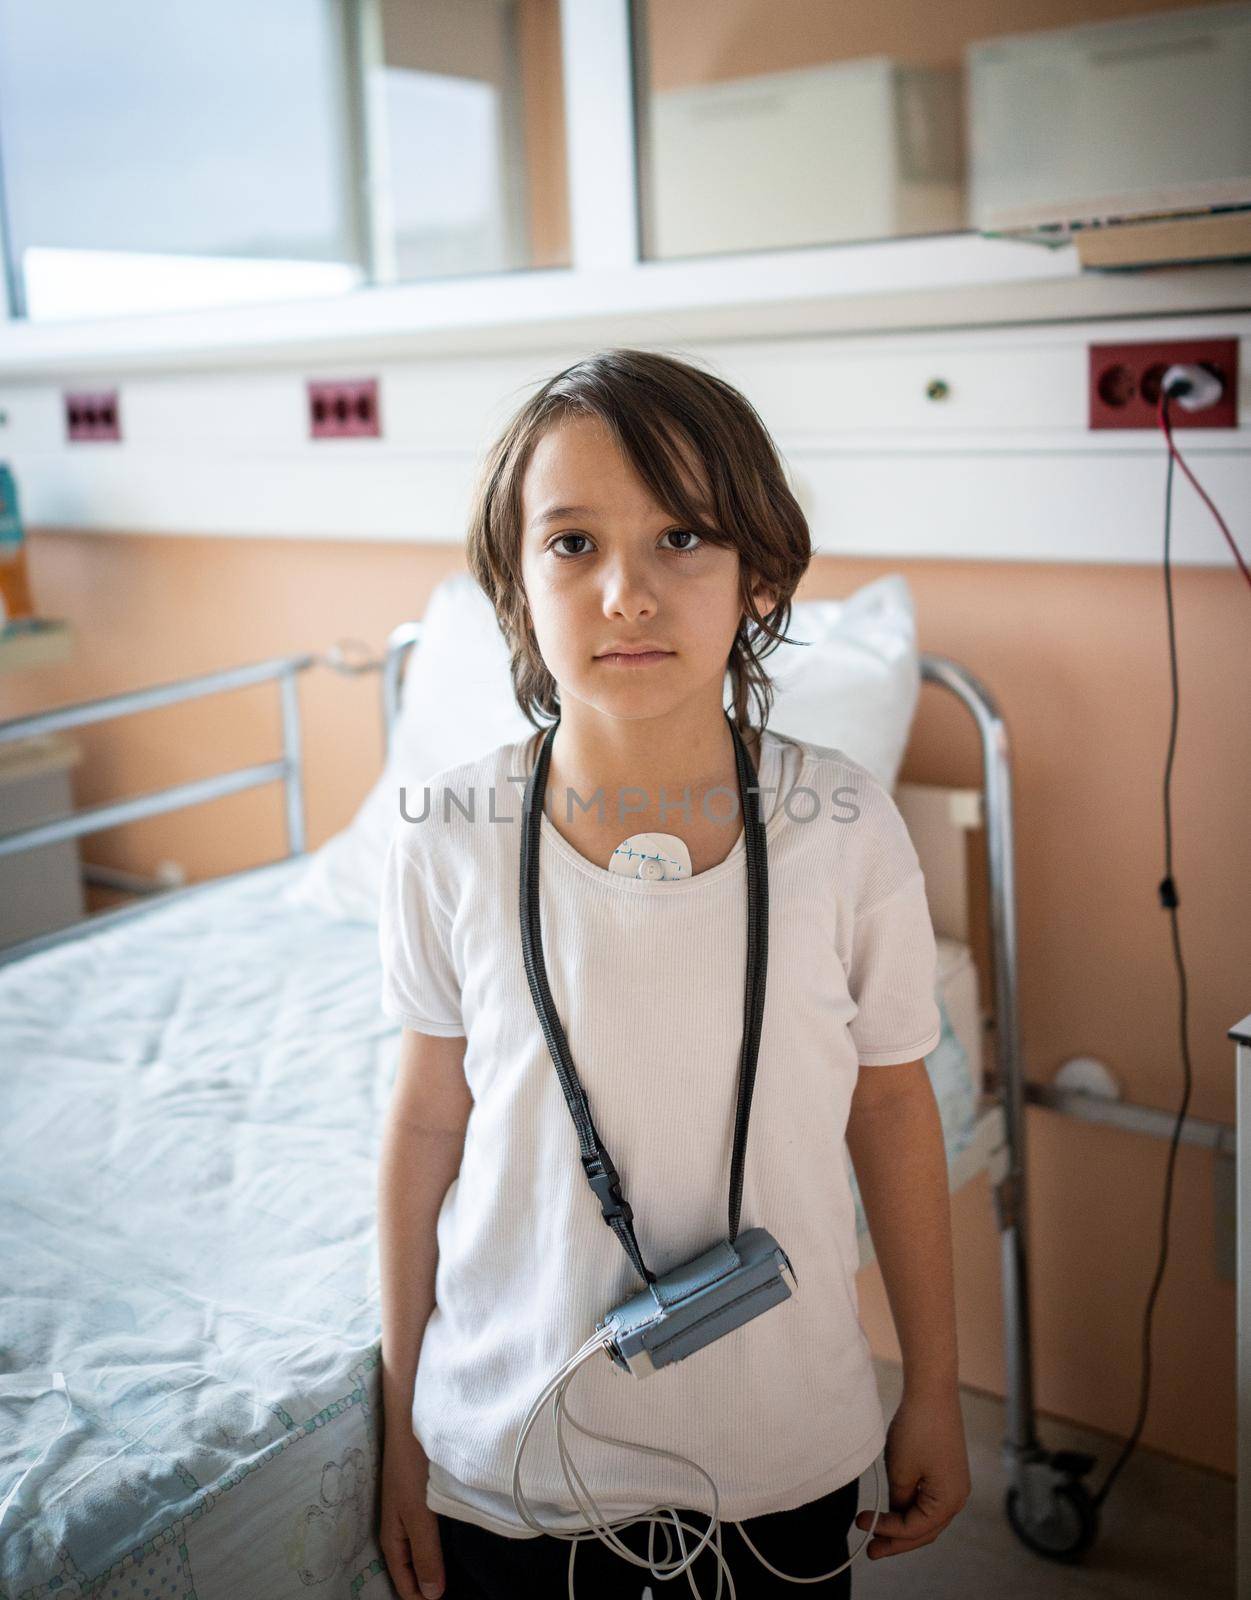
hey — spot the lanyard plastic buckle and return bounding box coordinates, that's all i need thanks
[582,1153,634,1226]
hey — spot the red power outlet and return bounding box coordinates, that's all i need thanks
[1088,339,1238,430]
[308,378,381,438]
[65,389,121,441]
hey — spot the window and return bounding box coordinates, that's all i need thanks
[0,0,570,322]
[374,0,569,281]
[0,0,362,321]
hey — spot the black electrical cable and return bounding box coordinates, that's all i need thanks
[1088,382,1195,1511]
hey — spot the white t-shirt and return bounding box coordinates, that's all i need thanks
[378,726,942,1539]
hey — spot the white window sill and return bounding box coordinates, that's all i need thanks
[0,232,1246,380]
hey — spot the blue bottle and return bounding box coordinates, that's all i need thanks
[0,462,35,626]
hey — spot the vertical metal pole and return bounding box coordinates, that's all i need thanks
[982,704,1041,1460]
[381,621,421,757]
[1231,1016,1251,1600]
[280,668,306,857]
[921,655,1040,1473]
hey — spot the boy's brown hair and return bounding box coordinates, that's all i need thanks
[465,347,812,734]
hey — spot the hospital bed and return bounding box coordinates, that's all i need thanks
[0,620,1096,1598]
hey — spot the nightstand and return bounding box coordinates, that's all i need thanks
[0,732,86,949]
[0,618,84,950]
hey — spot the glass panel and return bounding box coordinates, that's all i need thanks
[0,0,361,321]
[374,0,569,280]
[632,0,1249,261]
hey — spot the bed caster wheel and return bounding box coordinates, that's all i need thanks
[1005,1475,1099,1563]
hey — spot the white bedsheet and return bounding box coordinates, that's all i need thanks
[1,859,398,1599]
[0,855,978,1597]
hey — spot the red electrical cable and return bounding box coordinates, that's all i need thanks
[1156,389,1251,590]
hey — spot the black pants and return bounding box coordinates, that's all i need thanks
[436,1475,862,1599]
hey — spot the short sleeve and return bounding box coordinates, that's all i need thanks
[846,798,944,1065]
[378,823,466,1038]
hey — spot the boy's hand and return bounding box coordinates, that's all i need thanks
[380,1427,446,1599]
[853,1386,971,1560]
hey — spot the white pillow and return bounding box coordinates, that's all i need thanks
[285,570,920,923]
[760,573,920,793]
[284,575,532,923]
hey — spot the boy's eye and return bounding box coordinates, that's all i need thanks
[549,533,590,558]
[547,530,704,560]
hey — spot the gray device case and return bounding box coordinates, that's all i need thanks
[598,1226,798,1378]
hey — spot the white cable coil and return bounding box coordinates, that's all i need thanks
[511,1331,886,1600]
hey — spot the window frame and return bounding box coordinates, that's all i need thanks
[0,0,1245,378]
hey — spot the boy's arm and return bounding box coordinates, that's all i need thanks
[844,1059,959,1398]
[378,1027,473,1433]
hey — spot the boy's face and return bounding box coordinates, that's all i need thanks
[519,414,774,723]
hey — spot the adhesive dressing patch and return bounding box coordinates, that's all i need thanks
[607,831,692,881]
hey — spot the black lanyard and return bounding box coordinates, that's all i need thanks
[518,709,770,1288]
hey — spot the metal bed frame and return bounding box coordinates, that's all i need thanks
[0,623,1101,1562]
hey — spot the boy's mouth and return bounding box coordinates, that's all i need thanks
[595,651,674,667]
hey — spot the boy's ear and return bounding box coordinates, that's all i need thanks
[748,577,778,618]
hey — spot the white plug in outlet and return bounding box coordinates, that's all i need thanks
[1161,362,1225,412]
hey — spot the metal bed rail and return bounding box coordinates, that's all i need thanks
[911,653,1045,1496]
[0,652,316,861]
[0,637,400,970]
[0,650,347,969]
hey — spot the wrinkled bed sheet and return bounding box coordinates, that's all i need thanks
[0,856,975,1599]
[0,859,401,1600]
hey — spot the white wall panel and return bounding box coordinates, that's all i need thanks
[2,318,1246,565]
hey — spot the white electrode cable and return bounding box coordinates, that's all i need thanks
[511,1333,886,1600]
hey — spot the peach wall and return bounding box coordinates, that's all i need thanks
[3,526,1243,1478]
